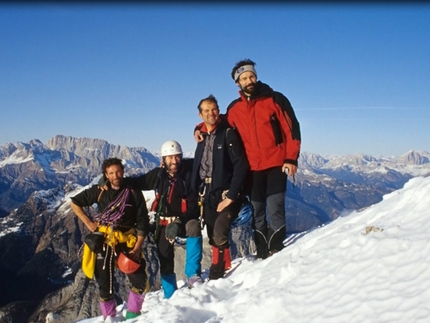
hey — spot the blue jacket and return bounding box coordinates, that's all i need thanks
[191,119,249,210]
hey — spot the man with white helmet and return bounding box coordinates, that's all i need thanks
[123,140,202,297]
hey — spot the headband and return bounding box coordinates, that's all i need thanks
[234,65,257,81]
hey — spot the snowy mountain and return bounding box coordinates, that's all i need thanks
[1,135,430,234]
[300,150,430,177]
[1,136,430,322]
[1,135,429,229]
[0,135,160,212]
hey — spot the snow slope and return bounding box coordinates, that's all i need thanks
[72,176,430,323]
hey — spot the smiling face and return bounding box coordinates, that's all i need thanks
[199,99,220,132]
[163,154,182,176]
[236,71,257,95]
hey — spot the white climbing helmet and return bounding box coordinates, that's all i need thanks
[161,140,183,157]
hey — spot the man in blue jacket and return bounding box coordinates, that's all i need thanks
[191,95,249,280]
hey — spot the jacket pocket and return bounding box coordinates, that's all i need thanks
[270,113,284,146]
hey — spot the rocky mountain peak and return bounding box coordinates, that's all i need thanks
[0,136,160,213]
[47,135,109,152]
[399,150,430,165]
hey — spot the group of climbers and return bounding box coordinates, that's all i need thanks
[70,58,301,322]
[71,137,244,322]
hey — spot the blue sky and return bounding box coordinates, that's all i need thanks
[1,3,429,157]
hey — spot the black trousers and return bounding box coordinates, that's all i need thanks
[95,243,147,300]
[156,226,175,276]
[204,199,240,247]
[249,166,287,233]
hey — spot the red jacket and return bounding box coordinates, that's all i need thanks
[226,81,301,171]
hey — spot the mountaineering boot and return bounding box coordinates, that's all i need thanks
[254,229,268,259]
[185,236,203,278]
[99,298,116,320]
[161,273,177,299]
[187,274,204,288]
[209,246,225,280]
[268,225,286,256]
[125,290,144,319]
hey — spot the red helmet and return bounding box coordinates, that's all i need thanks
[117,252,141,274]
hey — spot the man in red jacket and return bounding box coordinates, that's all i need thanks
[195,59,301,259]
[227,59,301,259]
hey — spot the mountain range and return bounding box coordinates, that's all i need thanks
[0,135,429,322]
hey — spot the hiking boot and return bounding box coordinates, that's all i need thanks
[125,311,140,320]
[209,246,226,280]
[254,230,268,259]
[208,265,224,280]
[268,226,286,255]
[187,275,203,288]
[268,249,278,257]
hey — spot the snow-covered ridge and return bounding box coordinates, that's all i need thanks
[1,136,429,177]
[300,150,430,177]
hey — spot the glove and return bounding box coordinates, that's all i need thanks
[165,218,181,244]
[148,211,156,225]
